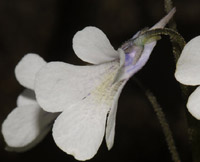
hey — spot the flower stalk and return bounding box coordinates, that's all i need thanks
[145,90,181,162]
[134,78,181,162]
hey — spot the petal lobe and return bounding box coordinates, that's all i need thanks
[73,26,118,64]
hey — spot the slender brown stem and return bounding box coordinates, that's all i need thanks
[133,78,181,162]
[145,90,181,162]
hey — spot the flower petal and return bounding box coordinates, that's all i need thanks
[15,54,46,89]
[105,81,126,149]
[52,98,108,161]
[17,89,37,106]
[2,104,58,152]
[175,36,200,85]
[35,61,119,112]
[187,86,200,119]
[73,26,119,64]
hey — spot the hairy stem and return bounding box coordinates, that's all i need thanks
[133,78,181,162]
[146,90,181,162]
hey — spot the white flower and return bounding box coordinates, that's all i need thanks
[1,8,175,160]
[33,9,175,161]
[1,54,58,151]
[175,36,200,119]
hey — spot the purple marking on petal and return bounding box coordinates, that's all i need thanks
[125,51,136,67]
[122,42,156,80]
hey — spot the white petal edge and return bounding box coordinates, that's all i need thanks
[73,26,119,64]
[17,89,37,107]
[15,53,46,89]
[187,86,200,120]
[105,81,126,149]
[175,36,200,85]
[35,61,119,112]
[52,98,109,161]
[2,104,58,151]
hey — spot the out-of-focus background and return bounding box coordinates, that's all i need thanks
[0,0,200,161]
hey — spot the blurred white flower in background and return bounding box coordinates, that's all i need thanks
[175,36,200,119]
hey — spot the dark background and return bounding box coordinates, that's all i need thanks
[0,0,200,161]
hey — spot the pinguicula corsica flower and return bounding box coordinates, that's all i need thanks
[2,9,175,161]
[175,36,200,120]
